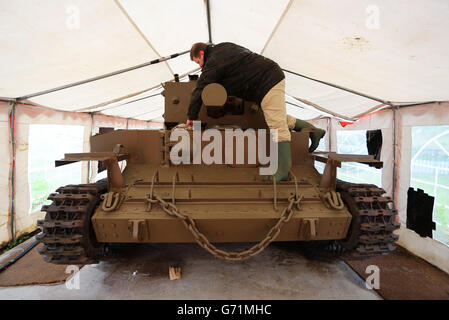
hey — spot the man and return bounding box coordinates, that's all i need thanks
[187,42,324,181]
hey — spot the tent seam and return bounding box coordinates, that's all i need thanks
[80,68,200,113]
[113,0,175,76]
[8,101,17,241]
[205,0,213,44]
[93,92,162,114]
[128,107,166,119]
[260,0,293,55]
[283,69,391,106]
[286,93,357,121]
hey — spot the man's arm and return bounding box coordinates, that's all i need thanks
[187,62,219,121]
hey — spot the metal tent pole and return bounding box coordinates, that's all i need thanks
[392,107,398,202]
[93,92,162,113]
[282,69,392,106]
[17,50,190,101]
[8,101,17,241]
[206,0,213,44]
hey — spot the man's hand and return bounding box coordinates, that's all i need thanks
[186,120,194,126]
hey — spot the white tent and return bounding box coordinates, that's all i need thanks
[1,0,448,272]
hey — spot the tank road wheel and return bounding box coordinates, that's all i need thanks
[36,181,108,265]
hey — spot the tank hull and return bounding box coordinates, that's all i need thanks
[91,164,352,243]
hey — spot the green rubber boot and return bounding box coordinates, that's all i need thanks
[309,128,325,153]
[293,119,325,153]
[263,141,292,182]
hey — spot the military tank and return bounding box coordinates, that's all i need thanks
[36,75,400,264]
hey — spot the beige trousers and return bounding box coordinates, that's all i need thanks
[260,79,291,142]
[286,114,297,130]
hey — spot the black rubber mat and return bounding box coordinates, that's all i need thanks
[0,243,75,286]
[344,245,449,300]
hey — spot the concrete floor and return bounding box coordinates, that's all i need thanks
[0,242,381,300]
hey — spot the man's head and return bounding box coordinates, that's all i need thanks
[190,42,208,67]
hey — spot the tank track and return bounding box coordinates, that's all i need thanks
[333,181,401,259]
[35,180,399,263]
[36,182,107,265]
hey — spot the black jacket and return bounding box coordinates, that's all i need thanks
[187,42,285,120]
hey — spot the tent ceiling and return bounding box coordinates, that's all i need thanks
[264,0,449,103]
[116,0,208,76]
[98,89,165,120]
[1,0,448,121]
[210,0,290,54]
[1,0,170,97]
[285,73,383,120]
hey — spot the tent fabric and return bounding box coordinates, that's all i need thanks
[116,0,209,76]
[395,102,449,225]
[87,84,165,113]
[92,113,127,131]
[209,0,290,54]
[397,224,449,275]
[0,105,11,244]
[0,100,154,244]
[13,103,93,239]
[99,93,165,120]
[1,1,168,97]
[264,0,449,103]
[285,73,383,120]
[2,0,449,121]
[28,65,172,112]
[285,95,324,121]
[330,110,395,200]
[394,102,449,274]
